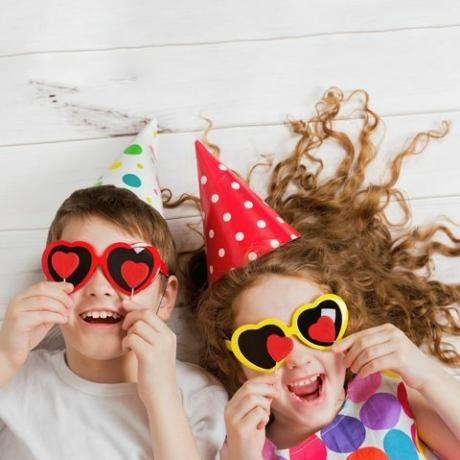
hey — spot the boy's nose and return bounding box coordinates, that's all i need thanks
[83,267,117,298]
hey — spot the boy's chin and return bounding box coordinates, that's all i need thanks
[66,338,127,361]
[85,348,126,361]
[88,341,128,359]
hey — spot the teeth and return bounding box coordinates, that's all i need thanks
[81,311,122,319]
[289,374,320,387]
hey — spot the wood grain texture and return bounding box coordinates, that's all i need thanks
[2,0,459,56]
[0,112,456,230]
[2,26,460,145]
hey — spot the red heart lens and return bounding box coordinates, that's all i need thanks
[106,245,157,294]
[308,316,336,343]
[297,299,343,346]
[238,325,287,370]
[42,242,93,289]
[51,252,80,280]
[266,334,294,362]
[121,261,150,289]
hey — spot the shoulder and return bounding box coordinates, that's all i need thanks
[175,360,228,408]
[175,361,228,456]
[12,348,59,380]
[0,349,60,400]
[176,359,226,391]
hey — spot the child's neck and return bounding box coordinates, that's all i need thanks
[267,389,345,449]
[64,348,138,384]
[267,417,324,450]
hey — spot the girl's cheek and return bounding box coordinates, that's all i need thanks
[242,367,257,381]
[321,353,347,388]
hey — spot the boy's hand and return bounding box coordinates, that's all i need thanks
[121,299,177,405]
[332,323,438,390]
[0,281,72,373]
[224,373,279,460]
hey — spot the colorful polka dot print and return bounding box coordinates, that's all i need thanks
[96,119,164,216]
[262,372,427,459]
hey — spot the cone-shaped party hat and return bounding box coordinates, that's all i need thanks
[195,140,300,283]
[96,119,164,215]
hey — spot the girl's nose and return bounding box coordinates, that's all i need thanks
[284,340,315,370]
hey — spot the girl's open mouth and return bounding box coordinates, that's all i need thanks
[286,373,325,404]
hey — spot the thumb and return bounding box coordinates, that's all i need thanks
[61,282,74,293]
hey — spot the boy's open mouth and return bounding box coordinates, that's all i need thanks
[80,310,124,324]
[286,373,324,402]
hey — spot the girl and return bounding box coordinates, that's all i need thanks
[185,89,460,459]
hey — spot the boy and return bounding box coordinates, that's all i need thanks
[0,185,227,459]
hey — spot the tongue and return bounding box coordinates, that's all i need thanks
[84,317,120,324]
[290,378,320,396]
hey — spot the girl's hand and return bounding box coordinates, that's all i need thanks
[0,281,72,372]
[332,323,438,390]
[121,299,177,406]
[224,373,279,460]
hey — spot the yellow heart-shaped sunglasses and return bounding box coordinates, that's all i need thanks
[225,293,348,373]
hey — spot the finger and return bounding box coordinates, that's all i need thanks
[256,412,271,431]
[21,311,69,330]
[245,372,281,386]
[21,281,74,298]
[121,332,150,356]
[228,393,272,423]
[240,406,270,433]
[121,298,145,312]
[245,380,280,398]
[126,320,157,346]
[19,282,74,309]
[358,354,396,378]
[342,331,393,367]
[20,296,71,317]
[332,324,389,352]
[122,305,167,332]
[230,381,279,408]
[349,342,397,374]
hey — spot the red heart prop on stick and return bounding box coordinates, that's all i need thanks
[266,334,293,362]
[51,252,79,279]
[121,261,149,289]
[308,316,336,342]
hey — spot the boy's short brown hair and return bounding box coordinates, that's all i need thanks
[47,185,177,275]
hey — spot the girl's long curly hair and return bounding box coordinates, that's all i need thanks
[180,88,460,396]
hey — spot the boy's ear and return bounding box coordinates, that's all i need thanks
[156,275,178,321]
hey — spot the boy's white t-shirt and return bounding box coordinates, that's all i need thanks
[0,349,228,460]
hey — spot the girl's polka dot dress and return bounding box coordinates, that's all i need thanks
[262,372,429,459]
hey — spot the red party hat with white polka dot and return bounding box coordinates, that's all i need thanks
[195,140,300,283]
[96,119,164,216]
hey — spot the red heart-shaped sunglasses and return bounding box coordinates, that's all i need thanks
[41,240,169,295]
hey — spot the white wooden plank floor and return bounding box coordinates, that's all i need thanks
[1,2,460,371]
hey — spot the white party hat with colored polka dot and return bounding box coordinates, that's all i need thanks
[96,119,164,216]
[195,140,300,283]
